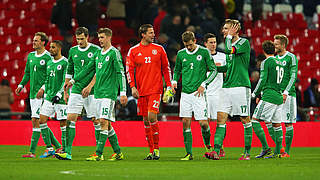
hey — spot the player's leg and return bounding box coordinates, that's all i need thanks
[239,116,252,160]
[84,95,100,145]
[147,94,162,160]
[282,96,296,157]
[179,92,193,160]
[107,123,124,161]
[56,104,67,153]
[270,122,283,158]
[22,99,41,158]
[199,120,211,151]
[39,100,59,158]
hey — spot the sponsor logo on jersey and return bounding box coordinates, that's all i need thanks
[47,66,50,69]
[88,52,93,58]
[105,56,110,61]
[40,60,45,65]
[197,55,202,61]
[152,49,157,55]
[30,60,32,63]
[74,55,78,58]
[183,59,187,62]
[137,52,142,56]
[57,65,62,70]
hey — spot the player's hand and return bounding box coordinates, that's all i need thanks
[120,95,128,106]
[171,84,177,94]
[228,23,239,36]
[81,86,92,98]
[64,91,69,104]
[51,96,61,105]
[163,87,175,103]
[283,94,287,103]
[132,87,139,99]
[65,80,74,91]
[195,85,205,97]
[36,88,44,99]
[256,97,260,104]
[15,87,22,95]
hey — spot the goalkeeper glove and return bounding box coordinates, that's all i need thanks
[162,87,174,104]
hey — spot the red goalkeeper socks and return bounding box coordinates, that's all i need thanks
[151,121,159,150]
[144,126,154,153]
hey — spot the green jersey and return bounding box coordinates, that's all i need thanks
[75,46,126,101]
[173,45,217,94]
[19,50,51,99]
[66,43,100,94]
[43,56,68,104]
[222,36,251,88]
[276,51,298,97]
[253,56,283,105]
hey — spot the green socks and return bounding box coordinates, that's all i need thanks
[48,128,61,149]
[266,123,276,143]
[243,122,253,155]
[94,123,101,145]
[183,129,192,155]
[108,128,121,154]
[285,126,294,154]
[201,126,211,147]
[252,120,269,150]
[66,121,76,155]
[29,128,40,154]
[96,130,108,156]
[60,126,66,151]
[214,124,226,153]
[40,123,52,148]
[273,126,283,155]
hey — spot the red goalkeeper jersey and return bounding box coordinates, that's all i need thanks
[126,42,172,96]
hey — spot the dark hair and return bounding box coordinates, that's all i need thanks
[35,32,49,46]
[138,24,153,38]
[52,40,63,48]
[256,53,266,62]
[1,79,9,86]
[75,27,89,37]
[98,28,112,36]
[203,33,216,43]
[181,31,195,42]
[262,40,275,55]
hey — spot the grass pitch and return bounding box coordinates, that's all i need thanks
[0,145,319,180]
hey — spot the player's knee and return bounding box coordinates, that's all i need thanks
[272,123,281,127]
[240,116,250,124]
[60,120,67,127]
[92,118,100,125]
[199,120,209,129]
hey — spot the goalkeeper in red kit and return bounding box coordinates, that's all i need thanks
[126,24,174,160]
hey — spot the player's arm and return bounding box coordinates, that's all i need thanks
[126,49,138,98]
[36,69,48,99]
[160,46,173,91]
[252,60,267,98]
[115,50,128,106]
[225,36,250,55]
[64,51,74,91]
[172,52,182,89]
[16,55,31,95]
[283,56,297,96]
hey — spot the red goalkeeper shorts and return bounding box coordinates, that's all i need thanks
[137,94,162,117]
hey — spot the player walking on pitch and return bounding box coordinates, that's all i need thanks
[126,24,173,160]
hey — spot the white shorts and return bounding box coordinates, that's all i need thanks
[217,87,251,116]
[179,92,207,120]
[207,95,220,120]
[282,95,297,123]
[40,100,67,120]
[30,98,43,118]
[67,93,96,118]
[96,98,115,122]
[252,100,283,123]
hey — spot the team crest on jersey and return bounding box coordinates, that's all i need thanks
[88,52,93,58]
[40,60,45,65]
[57,65,62,70]
[152,49,157,55]
[282,61,287,66]
[197,55,202,61]
[105,56,110,61]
